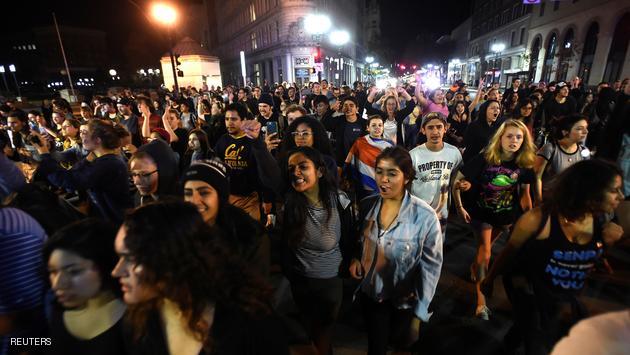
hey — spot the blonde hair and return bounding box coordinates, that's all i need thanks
[484,119,536,168]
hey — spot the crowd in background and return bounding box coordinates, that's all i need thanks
[0,73,629,355]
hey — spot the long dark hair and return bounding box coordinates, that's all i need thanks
[542,159,622,221]
[123,201,272,348]
[43,218,120,298]
[478,99,500,123]
[282,147,336,247]
[185,129,213,157]
[279,116,333,157]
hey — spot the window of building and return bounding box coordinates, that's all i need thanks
[541,33,557,82]
[604,13,630,83]
[275,21,280,42]
[553,1,560,11]
[511,31,516,47]
[578,22,598,83]
[557,28,575,81]
[540,2,545,16]
[249,3,256,22]
[512,4,520,20]
[520,28,526,45]
[529,37,541,82]
[250,32,257,50]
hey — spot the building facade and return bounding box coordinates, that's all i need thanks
[527,0,630,86]
[456,0,630,88]
[463,0,533,87]
[210,0,363,87]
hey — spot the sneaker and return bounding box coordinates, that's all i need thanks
[475,305,491,320]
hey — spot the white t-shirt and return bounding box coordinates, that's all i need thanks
[551,309,630,355]
[383,119,397,145]
[410,142,462,220]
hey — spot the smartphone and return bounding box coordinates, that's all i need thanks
[266,121,278,136]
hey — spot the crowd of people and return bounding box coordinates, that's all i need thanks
[0,73,628,355]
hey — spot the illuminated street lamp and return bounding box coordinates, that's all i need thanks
[151,2,179,96]
[490,43,506,85]
[8,64,21,100]
[329,30,350,85]
[304,14,331,35]
[329,30,350,46]
[0,65,9,93]
[305,14,331,83]
[365,56,374,64]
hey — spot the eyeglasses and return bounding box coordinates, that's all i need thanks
[130,170,157,180]
[291,131,312,137]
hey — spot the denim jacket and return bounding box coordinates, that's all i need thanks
[357,191,443,322]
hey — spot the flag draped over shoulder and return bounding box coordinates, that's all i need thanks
[345,135,393,192]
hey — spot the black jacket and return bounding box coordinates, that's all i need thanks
[322,115,367,167]
[365,97,417,147]
[463,116,505,163]
[38,153,132,224]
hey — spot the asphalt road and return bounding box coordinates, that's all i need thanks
[273,216,630,355]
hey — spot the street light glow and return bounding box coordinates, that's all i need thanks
[329,30,350,46]
[0,66,4,73]
[304,14,331,35]
[491,43,506,53]
[9,65,16,72]
[109,69,117,76]
[151,3,178,26]
[365,56,374,64]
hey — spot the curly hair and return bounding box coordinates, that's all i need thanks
[122,200,273,348]
[542,159,622,221]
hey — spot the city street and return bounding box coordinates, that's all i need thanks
[275,216,630,354]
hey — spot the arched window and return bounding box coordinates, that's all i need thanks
[578,22,599,84]
[557,29,574,81]
[604,13,630,83]
[540,33,557,83]
[529,37,541,82]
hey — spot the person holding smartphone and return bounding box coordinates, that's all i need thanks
[214,103,282,221]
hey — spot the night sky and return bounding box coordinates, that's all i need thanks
[380,0,473,63]
[2,0,472,67]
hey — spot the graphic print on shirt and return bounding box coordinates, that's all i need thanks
[416,161,455,183]
[478,165,521,213]
[223,143,248,169]
[544,244,603,291]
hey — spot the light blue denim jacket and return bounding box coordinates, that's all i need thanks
[358,191,443,322]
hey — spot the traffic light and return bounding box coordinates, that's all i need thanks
[175,54,184,77]
[313,46,322,63]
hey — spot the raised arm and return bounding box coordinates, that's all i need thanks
[469,78,485,110]
[414,73,427,107]
[161,111,179,143]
